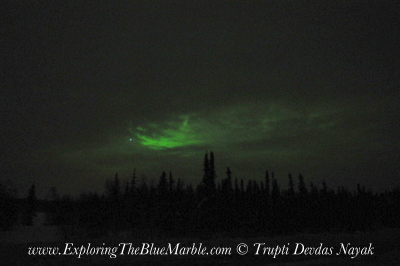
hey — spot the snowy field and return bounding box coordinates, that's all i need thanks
[1,226,400,265]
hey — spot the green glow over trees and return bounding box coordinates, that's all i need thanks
[133,115,203,150]
[134,133,202,150]
[130,104,339,150]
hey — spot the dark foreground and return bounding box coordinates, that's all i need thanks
[1,227,400,265]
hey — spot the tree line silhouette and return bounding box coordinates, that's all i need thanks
[2,152,400,238]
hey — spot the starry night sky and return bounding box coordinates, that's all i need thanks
[2,1,399,197]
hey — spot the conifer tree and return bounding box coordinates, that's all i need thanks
[158,171,168,196]
[177,178,183,193]
[253,180,260,195]
[246,180,253,195]
[271,174,283,232]
[130,168,137,195]
[200,151,216,198]
[202,152,209,184]
[23,184,36,226]
[234,178,239,196]
[240,179,245,195]
[169,171,174,193]
[271,173,280,199]
[209,151,217,192]
[298,173,308,196]
[265,170,270,198]
[222,167,232,194]
[124,181,130,198]
[288,173,295,196]
[112,173,120,201]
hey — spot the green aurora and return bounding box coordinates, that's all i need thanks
[131,115,204,150]
[129,103,342,151]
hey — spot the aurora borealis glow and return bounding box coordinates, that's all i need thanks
[129,103,340,151]
[2,1,399,197]
[132,115,204,150]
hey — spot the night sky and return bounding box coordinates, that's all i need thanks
[2,1,399,198]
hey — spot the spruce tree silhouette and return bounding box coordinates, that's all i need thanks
[168,171,174,193]
[22,184,36,226]
[264,171,270,199]
[298,173,307,196]
[271,174,282,233]
[156,171,170,232]
[110,173,122,231]
[157,171,168,196]
[199,151,217,199]
[287,173,295,196]
[38,151,400,239]
[285,174,296,233]
[197,151,218,234]
[209,151,217,192]
[221,167,233,195]
[261,171,271,234]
